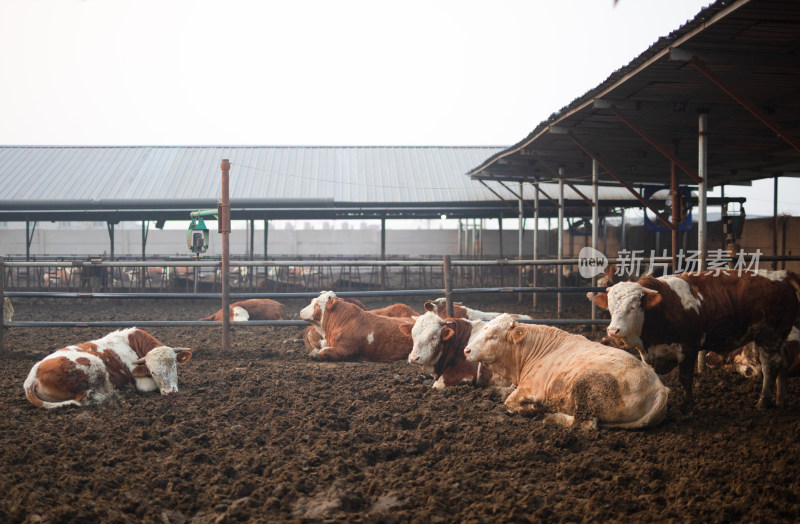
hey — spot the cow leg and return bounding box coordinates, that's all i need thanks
[503,386,540,416]
[678,349,698,413]
[314,345,355,361]
[756,342,787,410]
[696,350,707,374]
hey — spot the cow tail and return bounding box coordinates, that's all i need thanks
[24,381,82,409]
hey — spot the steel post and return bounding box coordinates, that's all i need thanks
[220,159,231,350]
[698,113,708,270]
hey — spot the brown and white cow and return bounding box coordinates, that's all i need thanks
[591,270,800,411]
[201,298,286,321]
[400,312,493,388]
[463,314,669,429]
[299,291,417,353]
[23,327,193,408]
[423,297,533,321]
[304,297,413,362]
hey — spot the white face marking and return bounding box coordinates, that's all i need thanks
[605,282,647,344]
[232,306,249,321]
[408,312,446,371]
[659,276,700,313]
[300,291,336,335]
[366,332,374,344]
[464,314,514,364]
[142,346,181,395]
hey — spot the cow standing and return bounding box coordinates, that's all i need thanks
[464,314,669,429]
[23,327,192,408]
[591,270,800,411]
[401,312,493,388]
[303,297,413,362]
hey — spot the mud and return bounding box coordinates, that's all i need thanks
[2,296,800,523]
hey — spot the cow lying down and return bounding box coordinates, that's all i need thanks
[424,297,533,321]
[464,314,669,429]
[24,327,192,408]
[202,298,286,321]
[401,312,496,389]
[303,296,414,362]
[299,291,419,354]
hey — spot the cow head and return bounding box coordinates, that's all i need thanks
[132,346,193,395]
[300,290,336,334]
[231,306,249,322]
[403,312,452,373]
[464,313,516,367]
[592,281,662,350]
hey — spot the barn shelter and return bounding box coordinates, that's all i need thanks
[468,0,800,269]
[0,145,653,259]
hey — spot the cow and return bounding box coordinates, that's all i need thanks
[591,270,800,412]
[201,298,286,321]
[3,297,12,325]
[709,327,800,379]
[23,327,193,409]
[423,297,533,321]
[302,296,413,362]
[463,314,669,429]
[299,291,417,353]
[400,312,493,388]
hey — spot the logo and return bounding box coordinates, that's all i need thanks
[578,247,608,279]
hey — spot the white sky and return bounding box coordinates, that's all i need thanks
[1,0,798,218]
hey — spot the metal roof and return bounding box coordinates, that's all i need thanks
[0,146,652,223]
[468,0,800,189]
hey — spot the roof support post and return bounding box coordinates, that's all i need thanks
[557,168,565,319]
[607,108,702,184]
[381,216,387,289]
[671,154,680,273]
[532,181,540,312]
[25,220,37,261]
[773,176,779,269]
[591,159,599,326]
[141,220,149,289]
[518,183,524,301]
[498,214,503,259]
[220,159,231,351]
[565,132,673,228]
[529,152,595,205]
[688,57,800,155]
[698,113,709,271]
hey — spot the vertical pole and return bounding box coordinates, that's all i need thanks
[220,159,231,351]
[533,183,539,312]
[557,168,565,319]
[457,219,463,257]
[249,219,255,290]
[518,183,523,302]
[25,221,30,261]
[0,256,5,352]
[670,153,679,273]
[773,176,779,269]
[443,255,454,318]
[498,215,504,259]
[698,112,708,271]
[141,220,147,289]
[591,159,599,326]
[263,218,269,288]
[380,216,387,289]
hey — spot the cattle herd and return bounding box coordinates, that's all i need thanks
[19,269,800,431]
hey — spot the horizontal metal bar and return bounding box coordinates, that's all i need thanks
[4,255,798,269]
[3,287,607,300]
[5,318,609,328]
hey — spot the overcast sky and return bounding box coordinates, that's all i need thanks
[1,0,798,216]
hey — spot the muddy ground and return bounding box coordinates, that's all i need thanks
[2,295,800,523]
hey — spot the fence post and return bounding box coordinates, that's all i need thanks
[0,256,5,352]
[443,255,454,318]
[220,159,231,351]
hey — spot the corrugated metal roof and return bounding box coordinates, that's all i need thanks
[0,146,649,222]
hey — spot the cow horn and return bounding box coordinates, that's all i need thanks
[641,287,659,294]
[133,357,146,365]
[172,347,192,352]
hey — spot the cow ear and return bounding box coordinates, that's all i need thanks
[642,291,662,309]
[592,293,609,310]
[176,350,193,364]
[510,325,527,345]
[424,301,435,312]
[398,324,412,337]
[131,365,150,378]
[327,297,339,311]
[442,327,454,341]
